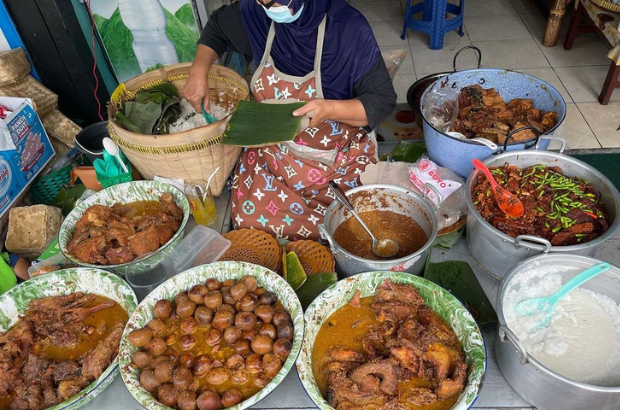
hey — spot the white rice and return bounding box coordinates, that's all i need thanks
[169,99,230,134]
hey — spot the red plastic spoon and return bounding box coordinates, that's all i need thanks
[473,158,524,218]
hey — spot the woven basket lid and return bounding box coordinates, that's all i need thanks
[220,229,282,272]
[284,240,335,275]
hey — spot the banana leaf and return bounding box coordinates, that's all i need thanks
[116,82,181,135]
[222,100,306,147]
[52,184,86,216]
[296,272,338,310]
[283,251,307,291]
[424,260,497,325]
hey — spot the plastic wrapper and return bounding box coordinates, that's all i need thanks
[409,155,462,206]
[360,161,467,233]
[421,87,459,132]
[382,49,407,80]
[28,253,77,278]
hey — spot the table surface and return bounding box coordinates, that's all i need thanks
[82,189,620,410]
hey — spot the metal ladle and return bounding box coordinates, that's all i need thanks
[329,181,400,258]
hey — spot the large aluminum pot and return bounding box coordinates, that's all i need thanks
[496,254,620,410]
[421,68,567,178]
[319,184,437,277]
[465,147,620,279]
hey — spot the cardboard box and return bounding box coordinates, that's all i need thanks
[0,97,55,218]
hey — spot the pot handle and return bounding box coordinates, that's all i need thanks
[318,224,336,249]
[534,136,567,154]
[498,325,529,364]
[422,183,441,211]
[514,235,552,253]
[452,45,482,72]
[499,126,540,154]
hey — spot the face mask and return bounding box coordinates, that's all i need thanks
[262,3,304,23]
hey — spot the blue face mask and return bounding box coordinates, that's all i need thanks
[262,3,304,24]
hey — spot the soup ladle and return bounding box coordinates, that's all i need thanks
[328,181,400,258]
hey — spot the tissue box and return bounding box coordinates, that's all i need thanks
[0,97,55,219]
[5,205,62,259]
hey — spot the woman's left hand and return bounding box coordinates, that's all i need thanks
[293,99,335,128]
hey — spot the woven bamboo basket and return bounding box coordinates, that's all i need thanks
[107,63,250,196]
[284,240,335,274]
[219,229,283,273]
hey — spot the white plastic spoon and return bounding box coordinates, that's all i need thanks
[204,166,220,199]
[103,137,129,174]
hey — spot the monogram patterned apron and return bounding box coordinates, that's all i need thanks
[231,17,377,241]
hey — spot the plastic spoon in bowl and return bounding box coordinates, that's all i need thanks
[328,181,399,258]
[514,262,611,329]
[201,101,217,124]
[472,158,524,218]
[103,138,129,174]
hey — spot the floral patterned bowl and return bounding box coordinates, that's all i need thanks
[58,180,190,276]
[0,267,138,410]
[296,271,487,410]
[118,261,304,410]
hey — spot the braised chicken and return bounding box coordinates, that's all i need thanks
[0,292,128,410]
[450,85,557,144]
[314,280,468,410]
[472,164,609,246]
[67,193,183,265]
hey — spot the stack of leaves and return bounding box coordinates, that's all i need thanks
[115,83,181,135]
[222,100,306,147]
[283,251,337,310]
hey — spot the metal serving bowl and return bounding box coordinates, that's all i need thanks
[496,254,620,410]
[465,148,620,279]
[318,184,438,277]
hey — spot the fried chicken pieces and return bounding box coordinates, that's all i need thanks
[450,84,557,144]
[323,280,468,410]
[0,293,125,410]
[67,193,183,265]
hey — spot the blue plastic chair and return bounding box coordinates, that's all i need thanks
[401,0,465,50]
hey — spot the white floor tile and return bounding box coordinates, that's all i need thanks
[393,74,418,103]
[406,24,468,46]
[555,66,620,103]
[465,0,517,16]
[510,0,541,14]
[381,46,416,75]
[577,102,620,148]
[516,67,573,103]
[553,103,601,149]
[371,20,407,46]
[411,42,478,75]
[351,0,403,23]
[520,12,572,42]
[541,35,611,67]
[466,14,532,41]
[472,38,550,69]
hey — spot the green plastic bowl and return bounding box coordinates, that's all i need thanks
[296,271,487,410]
[0,268,138,410]
[58,180,190,276]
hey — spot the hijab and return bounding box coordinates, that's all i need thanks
[240,0,381,100]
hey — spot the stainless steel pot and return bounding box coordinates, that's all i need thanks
[319,184,438,277]
[465,145,620,279]
[496,254,620,410]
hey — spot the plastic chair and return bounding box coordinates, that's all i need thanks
[401,0,465,50]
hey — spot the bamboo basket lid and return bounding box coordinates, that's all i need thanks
[284,240,335,274]
[219,229,283,273]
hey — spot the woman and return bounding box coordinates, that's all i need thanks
[184,0,396,240]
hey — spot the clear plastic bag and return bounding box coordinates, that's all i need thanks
[421,87,459,133]
[381,49,407,80]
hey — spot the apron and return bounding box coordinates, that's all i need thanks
[231,16,377,241]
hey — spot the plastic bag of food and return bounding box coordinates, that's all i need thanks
[421,87,459,132]
[381,49,407,80]
[408,155,462,206]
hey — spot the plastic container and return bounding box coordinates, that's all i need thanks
[171,226,231,273]
[27,253,77,278]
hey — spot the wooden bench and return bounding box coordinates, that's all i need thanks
[564,0,620,104]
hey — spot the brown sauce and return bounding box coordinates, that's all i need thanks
[312,297,458,410]
[332,210,428,260]
[119,200,163,219]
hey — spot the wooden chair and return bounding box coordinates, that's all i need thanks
[564,0,620,104]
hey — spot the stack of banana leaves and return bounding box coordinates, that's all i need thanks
[115,83,181,135]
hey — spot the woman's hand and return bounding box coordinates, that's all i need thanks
[293,98,369,128]
[183,45,219,113]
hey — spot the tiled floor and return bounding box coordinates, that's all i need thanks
[354,0,620,150]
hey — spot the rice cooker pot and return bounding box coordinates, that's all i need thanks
[465,149,620,279]
[496,254,620,410]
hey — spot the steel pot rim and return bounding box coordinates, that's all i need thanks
[322,184,439,264]
[420,68,567,148]
[496,253,620,392]
[465,150,620,252]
